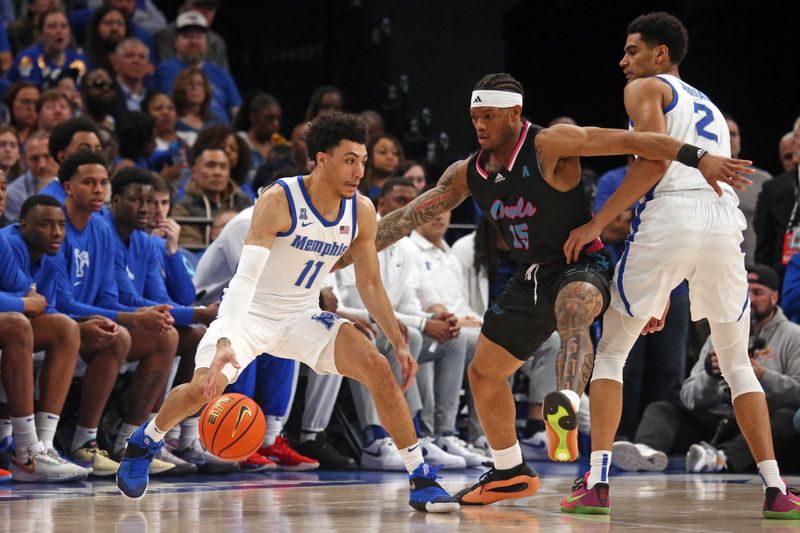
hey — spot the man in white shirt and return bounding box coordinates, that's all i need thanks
[338,178,481,468]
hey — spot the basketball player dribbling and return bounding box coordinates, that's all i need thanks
[561,12,800,518]
[116,113,460,513]
[333,72,752,506]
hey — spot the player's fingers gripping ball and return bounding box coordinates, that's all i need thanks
[199,393,266,461]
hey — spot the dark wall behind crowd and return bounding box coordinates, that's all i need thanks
[164,0,798,177]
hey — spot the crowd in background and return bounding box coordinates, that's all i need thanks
[0,0,799,483]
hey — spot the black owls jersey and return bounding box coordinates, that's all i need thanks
[466,121,597,265]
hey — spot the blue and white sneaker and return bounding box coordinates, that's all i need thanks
[408,463,460,513]
[116,423,165,499]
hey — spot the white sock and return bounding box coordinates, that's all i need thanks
[758,459,787,494]
[300,430,318,443]
[71,425,98,452]
[490,442,523,471]
[587,450,612,488]
[560,389,581,411]
[179,417,200,450]
[115,423,140,454]
[263,416,282,447]
[0,419,13,439]
[11,415,38,454]
[398,441,425,474]
[34,412,59,450]
[145,418,167,443]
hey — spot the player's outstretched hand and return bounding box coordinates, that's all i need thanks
[641,299,670,335]
[205,339,239,401]
[395,345,418,393]
[564,219,602,264]
[697,154,754,196]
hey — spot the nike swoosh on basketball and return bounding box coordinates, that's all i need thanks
[232,405,252,438]
[566,493,586,503]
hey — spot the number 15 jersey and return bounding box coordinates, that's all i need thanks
[648,74,732,196]
[249,175,357,320]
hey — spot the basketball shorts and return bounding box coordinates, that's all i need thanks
[611,191,749,322]
[481,249,613,361]
[195,308,350,384]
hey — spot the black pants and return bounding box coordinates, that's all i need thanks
[635,400,800,473]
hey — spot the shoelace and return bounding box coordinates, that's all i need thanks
[477,467,498,494]
[570,476,586,493]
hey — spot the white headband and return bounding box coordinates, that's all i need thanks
[470,90,523,109]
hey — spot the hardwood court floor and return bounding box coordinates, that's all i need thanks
[1,463,799,532]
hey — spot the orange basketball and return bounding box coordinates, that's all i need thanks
[199,393,266,462]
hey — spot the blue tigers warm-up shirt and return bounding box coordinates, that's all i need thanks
[1,225,59,315]
[0,230,32,312]
[55,210,137,320]
[151,235,196,306]
[102,214,196,325]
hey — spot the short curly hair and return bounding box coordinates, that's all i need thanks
[305,112,367,161]
[627,12,689,66]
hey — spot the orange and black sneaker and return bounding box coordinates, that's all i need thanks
[544,391,579,462]
[455,462,540,505]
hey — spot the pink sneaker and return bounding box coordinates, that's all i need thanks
[763,482,800,519]
[561,472,610,515]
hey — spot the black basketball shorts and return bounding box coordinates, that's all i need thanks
[480,250,613,361]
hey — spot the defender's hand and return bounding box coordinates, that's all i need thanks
[697,154,754,196]
[205,339,239,401]
[641,300,670,335]
[564,219,602,264]
[395,346,418,393]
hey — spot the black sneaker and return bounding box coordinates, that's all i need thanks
[455,462,541,505]
[294,433,357,470]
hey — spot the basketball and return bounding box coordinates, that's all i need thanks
[199,393,266,462]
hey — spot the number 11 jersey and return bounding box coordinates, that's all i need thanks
[250,175,357,320]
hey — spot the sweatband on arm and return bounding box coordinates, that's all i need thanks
[677,144,708,168]
[218,244,270,337]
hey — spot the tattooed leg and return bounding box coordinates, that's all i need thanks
[554,281,604,394]
[544,281,603,462]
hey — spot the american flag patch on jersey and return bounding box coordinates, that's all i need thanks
[339,225,350,234]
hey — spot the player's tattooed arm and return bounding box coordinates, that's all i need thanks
[333,161,470,271]
[554,281,604,392]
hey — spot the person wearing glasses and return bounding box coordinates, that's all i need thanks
[779,132,797,173]
[80,68,117,131]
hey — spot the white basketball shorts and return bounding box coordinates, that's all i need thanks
[195,308,350,384]
[610,190,749,323]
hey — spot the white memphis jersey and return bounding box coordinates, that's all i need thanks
[648,74,732,195]
[250,176,358,319]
